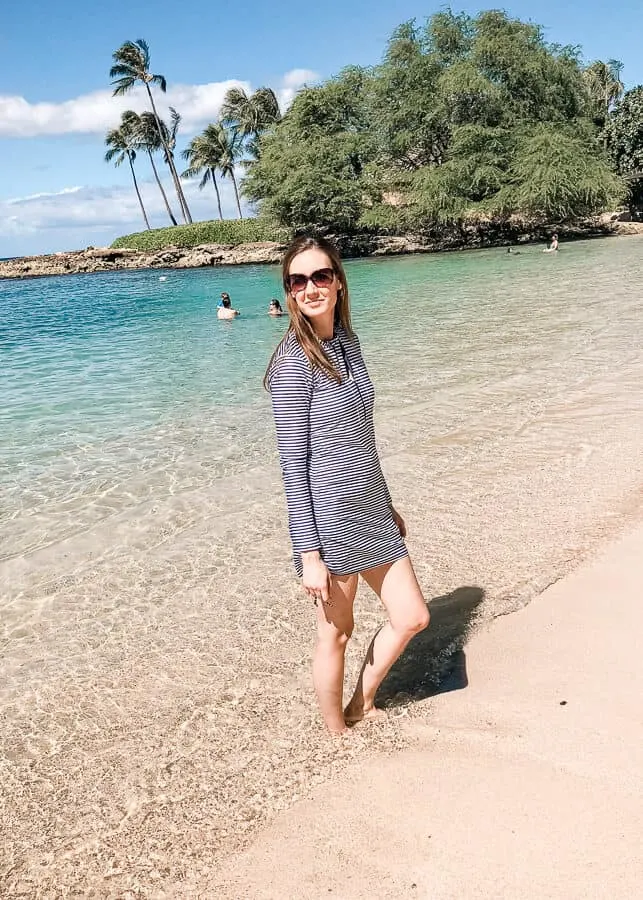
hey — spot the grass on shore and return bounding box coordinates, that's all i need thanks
[111,219,291,252]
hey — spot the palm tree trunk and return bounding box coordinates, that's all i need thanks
[148,150,178,226]
[211,168,223,220]
[230,170,243,219]
[128,152,151,230]
[144,83,193,224]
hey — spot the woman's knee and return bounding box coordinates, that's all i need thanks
[397,603,430,637]
[317,619,354,646]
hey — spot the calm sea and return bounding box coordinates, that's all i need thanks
[1,237,642,607]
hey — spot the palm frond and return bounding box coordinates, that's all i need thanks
[134,38,150,60]
[109,63,136,78]
[169,106,181,141]
[111,77,136,96]
[151,74,167,92]
[198,170,212,190]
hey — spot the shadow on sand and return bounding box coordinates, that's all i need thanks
[376,585,485,708]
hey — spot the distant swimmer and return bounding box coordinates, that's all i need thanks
[159,275,168,281]
[218,291,231,308]
[217,295,240,319]
[506,246,521,255]
[543,233,559,253]
[268,298,284,316]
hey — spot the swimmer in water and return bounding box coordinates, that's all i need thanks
[543,233,559,253]
[268,298,284,316]
[217,296,240,319]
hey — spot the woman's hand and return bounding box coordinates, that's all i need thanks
[301,551,332,606]
[392,507,407,538]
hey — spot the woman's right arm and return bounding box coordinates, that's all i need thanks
[269,355,321,557]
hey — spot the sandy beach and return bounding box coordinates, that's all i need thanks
[211,520,643,899]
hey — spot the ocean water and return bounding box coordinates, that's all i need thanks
[1,236,643,894]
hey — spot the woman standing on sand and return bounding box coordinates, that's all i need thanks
[265,235,430,733]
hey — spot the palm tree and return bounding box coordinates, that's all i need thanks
[134,111,178,226]
[110,39,192,223]
[181,134,224,220]
[584,59,625,126]
[220,86,281,159]
[207,123,245,218]
[104,114,151,230]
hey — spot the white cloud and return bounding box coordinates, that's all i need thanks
[277,69,318,109]
[6,186,83,205]
[0,174,251,250]
[0,69,319,139]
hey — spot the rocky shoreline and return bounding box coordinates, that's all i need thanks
[2,219,642,280]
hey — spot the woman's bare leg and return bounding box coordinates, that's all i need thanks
[312,572,359,733]
[344,556,429,724]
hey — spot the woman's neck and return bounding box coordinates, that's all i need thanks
[311,312,335,341]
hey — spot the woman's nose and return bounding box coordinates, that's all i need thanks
[305,279,319,298]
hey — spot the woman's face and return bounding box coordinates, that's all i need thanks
[287,248,339,325]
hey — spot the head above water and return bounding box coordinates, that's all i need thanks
[221,296,231,309]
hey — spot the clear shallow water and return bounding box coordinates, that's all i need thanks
[1,237,642,573]
[2,236,643,895]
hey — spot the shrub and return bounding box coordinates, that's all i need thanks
[111,219,291,251]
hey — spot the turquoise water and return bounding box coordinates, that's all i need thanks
[1,238,642,571]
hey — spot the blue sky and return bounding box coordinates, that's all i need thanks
[2,0,642,256]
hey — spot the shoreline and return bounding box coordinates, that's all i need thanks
[2,219,643,281]
[210,516,643,898]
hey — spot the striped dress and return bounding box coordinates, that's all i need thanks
[267,325,408,577]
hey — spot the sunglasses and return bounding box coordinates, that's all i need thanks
[286,268,335,294]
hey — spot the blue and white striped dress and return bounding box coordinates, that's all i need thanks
[267,325,408,577]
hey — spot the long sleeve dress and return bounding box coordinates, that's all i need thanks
[268,325,408,577]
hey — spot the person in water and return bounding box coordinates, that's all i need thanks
[217,295,240,319]
[268,298,284,316]
[218,291,231,308]
[543,233,559,253]
[265,234,430,733]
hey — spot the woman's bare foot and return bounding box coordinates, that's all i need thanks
[343,704,387,726]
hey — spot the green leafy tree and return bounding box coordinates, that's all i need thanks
[181,132,224,220]
[104,113,151,230]
[110,39,192,223]
[604,85,643,214]
[245,9,623,233]
[244,68,376,229]
[131,111,178,226]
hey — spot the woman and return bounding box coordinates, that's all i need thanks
[268,298,284,316]
[266,235,430,733]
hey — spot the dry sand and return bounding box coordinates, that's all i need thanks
[211,521,643,899]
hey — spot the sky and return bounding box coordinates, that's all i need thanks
[1,0,642,257]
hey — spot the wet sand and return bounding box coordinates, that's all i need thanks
[211,521,643,899]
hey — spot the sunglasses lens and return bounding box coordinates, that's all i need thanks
[312,269,334,287]
[288,274,307,292]
[287,269,334,293]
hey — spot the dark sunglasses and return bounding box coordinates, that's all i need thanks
[286,268,335,294]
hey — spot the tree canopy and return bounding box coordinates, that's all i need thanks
[604,86,643,214]
[244,9,626,232]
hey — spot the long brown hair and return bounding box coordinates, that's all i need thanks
[264,234,353,387]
